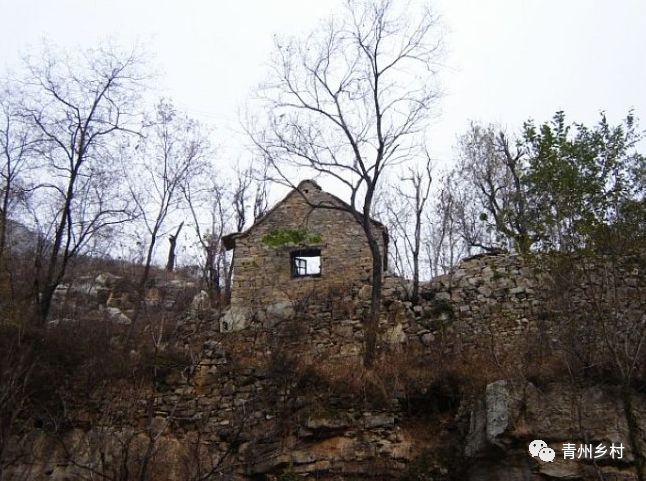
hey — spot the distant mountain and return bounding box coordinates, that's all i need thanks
[4,218,49,256]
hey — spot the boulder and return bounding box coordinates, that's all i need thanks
[305,414,351,430]
[465,380,646,481]
[485,380,511,444]
[219,306,250,332]
[358,284,372,300]
[363,413,395,429]
[94,272,122,288]
[105,307,131,325]
[190,290,211,318]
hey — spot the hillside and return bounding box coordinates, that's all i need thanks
[1,251,644,481]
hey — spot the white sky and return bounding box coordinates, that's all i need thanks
[1,0,644,173]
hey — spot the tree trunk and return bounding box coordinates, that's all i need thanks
[411,253,419,304]
[363,226,383,369]
[38,284,57,322]
[127,228,159,341]
[0,187,9,262]
[140,241,156,294]
[37,152,82,325]
[412,206,421,303]
[165,222,184,272]
[204,242,221,302]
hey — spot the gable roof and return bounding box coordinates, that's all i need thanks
[222,179,387,250]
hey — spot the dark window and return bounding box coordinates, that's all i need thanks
[291,249,321,277]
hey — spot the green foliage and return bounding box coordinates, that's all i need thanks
[429,299,454,321]
[416,297,454,330]
[456,110,645,255]
[261,228,322,247]
[522,111,644,252]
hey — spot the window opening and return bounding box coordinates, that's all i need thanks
[291,249,321,277]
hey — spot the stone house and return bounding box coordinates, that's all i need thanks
[221,180,388,329]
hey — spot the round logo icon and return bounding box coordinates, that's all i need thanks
[538,447,556,462]
[529,439,547,457]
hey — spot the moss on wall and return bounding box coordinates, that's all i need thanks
[261,228,322,247]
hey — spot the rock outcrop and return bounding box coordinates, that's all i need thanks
[465,380,646,481]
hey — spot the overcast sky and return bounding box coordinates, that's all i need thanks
[1,0,645,170]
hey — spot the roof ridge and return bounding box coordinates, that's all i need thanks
[222,180,386,250]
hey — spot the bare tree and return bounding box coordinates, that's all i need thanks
[184,176,228,303]
[18,45,145,324]
[455,122,532,254]
[594,257,646,481]
[252,0,442,367]
[549,253,646,481]
[183,160,269,306]
[0,86,42,322]
[382,156,432,302]
[231,163,269,231]
[424,171,464,276]
[0,330,34,480]
[128,99,209,312]
[0,86,39,264]
[53,369,181,481]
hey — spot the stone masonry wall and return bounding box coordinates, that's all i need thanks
[394,252,646,359]
[230,181,386,312]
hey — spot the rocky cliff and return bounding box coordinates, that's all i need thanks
[465,380,646,481]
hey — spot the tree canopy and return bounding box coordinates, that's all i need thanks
[451,111,645,256]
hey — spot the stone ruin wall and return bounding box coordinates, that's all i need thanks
[230,185,386,313]
[226,248,645,365]
[395,251,646,359]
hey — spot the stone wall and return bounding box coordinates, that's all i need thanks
[228,180,386,313]
[6,325,421,481]
[396,252,646,359]
[221,249,645,364]
[13,251,644,481]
